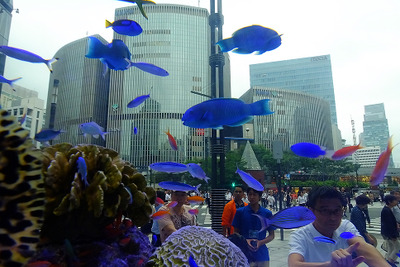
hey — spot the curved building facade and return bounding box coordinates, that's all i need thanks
[106,4,214,169]
[45,35,110,146]
[240,87,334,151]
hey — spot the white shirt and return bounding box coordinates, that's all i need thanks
[288,220,360,263]
[392,205,400,223]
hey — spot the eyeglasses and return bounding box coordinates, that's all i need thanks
[314,207,344,216]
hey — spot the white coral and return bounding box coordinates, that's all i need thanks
[148,226,250,267]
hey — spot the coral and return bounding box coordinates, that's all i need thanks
[40,143,155,243]
[28,225,153,267]
[0,109,44,267]
[146,226,250,267]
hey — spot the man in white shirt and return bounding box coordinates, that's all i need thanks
[288,186,390,267]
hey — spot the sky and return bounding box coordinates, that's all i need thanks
[3,0,400,166]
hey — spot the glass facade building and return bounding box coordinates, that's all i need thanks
[240,87,333,151]
[0,0,13,94]
[361,103,393,167]
[249,55,337,126]
[106,4,218,170]
[45,35,110,146]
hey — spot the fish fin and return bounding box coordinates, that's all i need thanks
[252,213,268,233]
[46,58,58,72]
[216,38,236,52]
[9,77,22,89]
[105,19,112,28]
[249,99,274,115]
[232,48,252,54]
[323,150,335,159]
[93,134,99,139]
[204,176,211,183]
[137,3,149,19]
[226,116,253,127]
[86,36,107,58]
[101,132,108,140]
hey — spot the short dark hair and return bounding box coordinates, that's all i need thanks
[384,194,397,205]
[247,187,262,197]
[306,186,346,208]
[355,194,371,205]
[234,184,247,192]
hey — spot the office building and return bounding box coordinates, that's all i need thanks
[250,55,338,125]
[106,4,229,170]
[361,103,393,167]
[0,0,14,95]
[45,35,110,146]
[240,87,333,152]
[352,146,381,168]
[3,85,45,147]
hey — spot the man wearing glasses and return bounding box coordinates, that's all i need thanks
[288,186,389,267]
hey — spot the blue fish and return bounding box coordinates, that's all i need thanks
[129,62,169,76]
[0,75,21,91]
[236,166,264,191]
[85,37,131,71]
[149,162,188,173]
[182,98,273,129]
[314,236,336,244]
[127,94,150,108]
[0,45,58,72]
[339,232,355,239]
[151,234,158,246]
[253,206,315,232]
[188,253,198,267]
[290,142,326,158]
[116,0,156,20]
[134,127,138,135]
[124,186,133,204]
[105,19,143,36]
[35,129,65,142]
[77,157,88,187]
[217,25,282,55]
[187,163,210,183]
[158,181,201,194]
[79,121,108,140]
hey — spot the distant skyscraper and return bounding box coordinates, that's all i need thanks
[0,0,14,95]
[106,4,229,170]
[250,55,337,126]
[361,103,393,167]
[45,35,110,146]
[240,87,333,151]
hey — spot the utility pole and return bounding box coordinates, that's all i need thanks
[273,140,284,240]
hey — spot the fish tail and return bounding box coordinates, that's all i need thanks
[105,19,112,28]
[249,99,274,115]
[204,176,211,183]
[46,58,58,73]
[101,132,108,140]
[216,38,236,52]
[195,184,201,195]
[252,214,268,233]
[85,37,107,59]
[9,77,22,90]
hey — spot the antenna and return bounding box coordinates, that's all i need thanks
[351,116,356,145]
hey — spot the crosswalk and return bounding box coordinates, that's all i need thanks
[366,217,381,236]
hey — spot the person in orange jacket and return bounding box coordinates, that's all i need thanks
[222,184,248,237]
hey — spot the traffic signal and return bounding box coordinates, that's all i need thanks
[231,182,235,187]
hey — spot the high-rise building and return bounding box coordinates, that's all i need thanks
[0,0,14,95]
[106,4,229,170]
[361,103,393,167]
[352,146,381,168]
[240,87,333,151]
[45,35,110,146]
[249,55,337,126]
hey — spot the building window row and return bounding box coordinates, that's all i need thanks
[143,29,171,35]
[132,53,171,59]
[131,41,171,47]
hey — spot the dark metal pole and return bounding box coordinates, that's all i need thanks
[277,158,284,241]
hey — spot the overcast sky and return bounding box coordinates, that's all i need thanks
[4,0,400,166]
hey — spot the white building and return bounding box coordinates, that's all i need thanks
[352,146,381,167]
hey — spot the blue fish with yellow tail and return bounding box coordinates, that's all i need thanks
[0,45,58,72]
[253,206,315,233]
[0,75,22,91]
[116,0,156,20]
[149,161,188,173]
[290,142,327,158]
[129,62,169,76]
[85,37,131,71]
[217,25,282,55]
[182,98,273,129]
[158,181,201,194]
[105,19,143,36]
